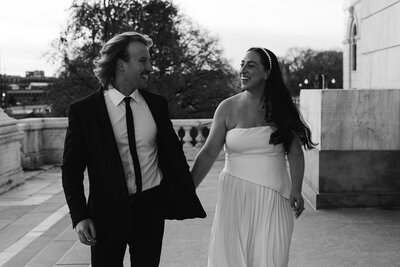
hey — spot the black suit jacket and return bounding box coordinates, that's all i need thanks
[61,88,206,241]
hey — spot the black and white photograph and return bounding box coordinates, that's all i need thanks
[0,0,399,266]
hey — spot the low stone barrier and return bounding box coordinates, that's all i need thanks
[0,109,24,194]
[0,115,214,193]
[300,89,400,209]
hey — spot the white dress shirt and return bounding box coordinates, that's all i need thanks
[104,88,163,194]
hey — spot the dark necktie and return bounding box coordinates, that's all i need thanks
[124,97,142,193]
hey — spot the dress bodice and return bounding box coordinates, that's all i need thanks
[223,126,291,198]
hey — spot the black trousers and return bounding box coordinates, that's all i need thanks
[91,186,165,267]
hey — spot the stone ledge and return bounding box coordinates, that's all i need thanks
[315,192,400,209]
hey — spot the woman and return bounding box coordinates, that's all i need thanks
[192,47,316,267]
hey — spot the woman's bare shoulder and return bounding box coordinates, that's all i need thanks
[217,93,242,111]
[215,93,243,129]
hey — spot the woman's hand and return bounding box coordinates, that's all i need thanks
[290,191,305,219]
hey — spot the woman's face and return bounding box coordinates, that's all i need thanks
[240,51,268,91]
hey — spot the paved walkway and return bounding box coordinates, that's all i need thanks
[0,162,399,267]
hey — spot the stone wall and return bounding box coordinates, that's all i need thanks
[0,109,24,194]
[18,118,68,168]
[300,89,400,208]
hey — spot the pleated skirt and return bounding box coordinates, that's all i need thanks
[208,171,294,267]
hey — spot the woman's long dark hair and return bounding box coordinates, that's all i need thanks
[248,47,317,153]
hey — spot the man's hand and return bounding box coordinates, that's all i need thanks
[75,218,97,246]
[290,191,305,219]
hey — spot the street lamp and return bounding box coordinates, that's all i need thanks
[330,78,336,89]
[1,92,5,108]
[304,79,309,85]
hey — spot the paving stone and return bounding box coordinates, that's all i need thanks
[55,224,76,241]
[159,161,222,267]
[0,205,69,265]
[1,181,51,198]
[289,207,400,266]
[0,206,34,219]
[30,194,66,213]
[2,215,71,267]
[24,240,77,267]
[12,212,53,226]
[0,219,12,229]
[1,163,400,267]
[56,241,90,265]
[42,191,66,204]
[38,181,63,195]
[0,225,34,252]
[55,265,90,267]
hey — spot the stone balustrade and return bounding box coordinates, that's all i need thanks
[0,115,213,193]
[0,109,24,194]
[173,119,212,160]
[17,117,69,168]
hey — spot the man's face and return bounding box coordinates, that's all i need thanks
[121,41,153,89]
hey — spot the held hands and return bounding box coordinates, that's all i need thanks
[75,218,97,246]
[290,191,305,219]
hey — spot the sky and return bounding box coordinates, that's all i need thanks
[0,0,345,77]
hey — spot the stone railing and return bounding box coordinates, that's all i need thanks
[17,118,68,168]
[0,115,214,193]
[0,109,24,194]
[173,119,212,160]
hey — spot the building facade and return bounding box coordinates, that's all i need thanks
[343,0,400,89]
[0,71,55,118]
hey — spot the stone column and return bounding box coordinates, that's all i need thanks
[300,89,400,209]
[0,108,24,194]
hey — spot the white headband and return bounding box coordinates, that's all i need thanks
[255,47,272,70]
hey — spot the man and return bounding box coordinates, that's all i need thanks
[61,32,206,267]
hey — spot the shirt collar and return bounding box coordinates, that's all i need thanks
[107,87,142,107]
[130,89,142,104]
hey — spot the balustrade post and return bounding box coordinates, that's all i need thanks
[182,126,193,148]
[195,126,206,148]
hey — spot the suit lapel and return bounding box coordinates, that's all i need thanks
[92,88,125,169]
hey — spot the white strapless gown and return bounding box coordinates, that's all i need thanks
[208,126,294,267]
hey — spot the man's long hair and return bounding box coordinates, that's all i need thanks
[94,32,153,88]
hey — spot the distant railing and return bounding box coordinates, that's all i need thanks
[15,118,214,169]
[173,119,212,147]
[172,119,213,160]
